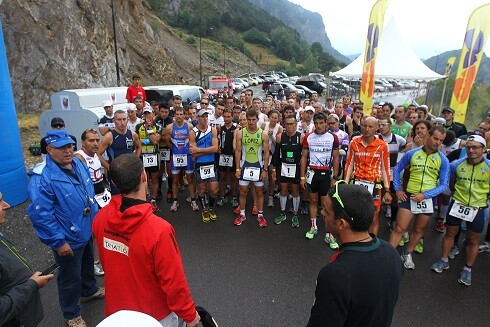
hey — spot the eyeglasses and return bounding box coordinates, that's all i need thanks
[200,102,208,105]
[330,180,347,211]
[466,145,484,150]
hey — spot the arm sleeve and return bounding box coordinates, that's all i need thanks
[393,149,414,191]
[307,265,349,327]
[0,259,40,325]
[154,226,196,323]
[423,154,450,199]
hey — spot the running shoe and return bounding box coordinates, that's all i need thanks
[209,208,217,221]
[458,270,471,286]
[170,201,179,212]
[300,202,308,215]
[251,205,258,215]
[414,239,424,254]
[166,192,173,204]
[217,196,228,207]
[305,228,318,240]
[274,212,286,225]
[401,252,415,269]
[291,215,299,228]
[399,233,409,247]
[449,245,460,259]
[478,241,490,253]
[431,259,449,273]
[93,260,104,276]
[186,196,192,203]
[231,197,239,208]
[267,196,274,207]
[202,210,210,223]
[324,233,339,249]
[460,221,467,231]
[234,214,246,226]
[435,220,446,233]
[387,220,396,231]
[257,215,268,228]
[191,200,200,211]
[234,206,240,215]
[150,200,159,212]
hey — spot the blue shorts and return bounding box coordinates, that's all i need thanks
[445,200,486,233]
[170,154,194,174]
[398,192,435,216]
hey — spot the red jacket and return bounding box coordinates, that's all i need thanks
[92,195,196,322]
[126,85,146,102]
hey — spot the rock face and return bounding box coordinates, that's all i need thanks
[0,0,257,112]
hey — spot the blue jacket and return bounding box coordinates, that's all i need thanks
[27,156,98,250]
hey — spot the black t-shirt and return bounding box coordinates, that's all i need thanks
[40,134,78,155]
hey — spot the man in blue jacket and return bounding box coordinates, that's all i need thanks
[27,130,104,327]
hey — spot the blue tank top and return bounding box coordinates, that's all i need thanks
[194,126,214,164]
[170,123,190,155]
[109,129,133,161]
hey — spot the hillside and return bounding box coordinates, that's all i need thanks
[248,0,350,64]
[424,50,490,84]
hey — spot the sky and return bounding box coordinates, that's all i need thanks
[288,0,490,59]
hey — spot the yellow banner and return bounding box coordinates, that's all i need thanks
[450,4,490,123]
[444,57,456,76]
[360,0,391,114]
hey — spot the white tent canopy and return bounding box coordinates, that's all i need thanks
[330,18,445,81]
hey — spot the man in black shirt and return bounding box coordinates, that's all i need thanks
[442,107,467,137]
[40,117,77,160]
[307,182,403,327]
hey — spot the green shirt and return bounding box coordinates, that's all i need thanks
[391,121,411,139]
[241,127,263,165]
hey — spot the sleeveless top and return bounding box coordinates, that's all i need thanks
[241,128,264,166]
[109,129,133,161]
[170,123,190,155]
[193,125,214,164]
[279,132,302,165]
[137,122,159,154]
[391,121,411,139]
[75,149,105,194]
[263,122,281,155]
[220,123,237,155]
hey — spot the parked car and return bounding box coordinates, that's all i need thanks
[235,77,249,88]
[238,74,258,86]
[267,83,284,97]
[267,82,303,98]
[295,77,326,94]
[232,78,245,93]
[293,84,314,98]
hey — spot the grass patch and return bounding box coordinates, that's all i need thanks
[17,113,39,132]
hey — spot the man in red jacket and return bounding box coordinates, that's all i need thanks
[126,73,146,103]
[92,154,200,327]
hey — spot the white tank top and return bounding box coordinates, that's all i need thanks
[257,112,266,127]
[75,150,104,184]
[442,138,462,156]
[263,122,281,155]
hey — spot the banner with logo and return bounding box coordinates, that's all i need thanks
[360,0,391,114]
[450,4,490,123]
[444,57,456,77]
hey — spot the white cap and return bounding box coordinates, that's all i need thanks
[102,100,113,107]
[466,135,486,147]
[304,106,315,113]
[143,106,153,114]
[127,103,137,111]
[96,310,161,327]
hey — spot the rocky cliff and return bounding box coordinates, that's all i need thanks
[0,0,257,112]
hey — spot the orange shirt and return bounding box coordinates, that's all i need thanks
[345,136,390,183]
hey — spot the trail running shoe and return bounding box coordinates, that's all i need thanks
[449,245,460,259]
[291,215,299,228]
[478,241,490,253]
[401,252,415,269]
[93,260,104,276]
[458,270,471,286]
[150,200,160,212]
[267,196,274,207]
[305,228,318,240]
[414,239,424,254]
[231,197,239,208]
[258,215,268,228]
[234,214,246,226]
[431,259,449,273]
[274,212,286,225]
[191,200,200,211]
[202,210,210,223]
[435,220,446,233]
[170,201,179,212]
[324,234,339,249]
[217,196,228,207]
[251,205,258,215]
[399,233,409,247]
[209,208,217,221]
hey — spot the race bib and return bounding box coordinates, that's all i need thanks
[306,168,314,185]
[94,189,111,208]
[281,163,297,178]
[449,201,478,222]
[219,154,233,167]
[410,198,433,214]
[160,149,170,161]
[143,154,158,168]
[243,167,261,181]
[173,154,188,167]
[355,180,374,195]
[199,164,216,179]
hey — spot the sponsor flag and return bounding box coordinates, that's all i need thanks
[444,57,456,76]
[360,0,391,114]
[450,4,490,123]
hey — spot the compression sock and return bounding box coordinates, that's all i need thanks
[311,218,317,229]
[280,194,287,211]
[198,195,207,209]
[292,196,300,214]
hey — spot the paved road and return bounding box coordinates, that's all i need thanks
[4,185,490,326]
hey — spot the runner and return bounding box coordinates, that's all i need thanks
[234,109,270,227]
[389,126,450,270]
[327,114,349,178]
[154,103,174,203]
[344,117,392,236]
[300,112,339,245]
[189,110,219,222]
[262,110,283,207]
[431,134,490,285]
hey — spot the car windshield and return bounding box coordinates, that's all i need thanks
[209,81,228,89]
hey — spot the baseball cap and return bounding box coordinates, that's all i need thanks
[442,107,455,114]
[466,134,486,147]
[328,114,340,121]
[50,117,65,127]
[143,106,153,114]
[434,117,446,125]
[172,95,182,101]
[304,106,315,113]
[127,103,136,111]
[45,130,75,148]
[102,100,113,107]
[197,109,209,117]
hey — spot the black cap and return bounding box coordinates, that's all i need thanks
[442,107,455,114]
[50,117,65,127]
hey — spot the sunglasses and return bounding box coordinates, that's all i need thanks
[201,102,208,105]
[52,124,64,128]
[330,180,349,215]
